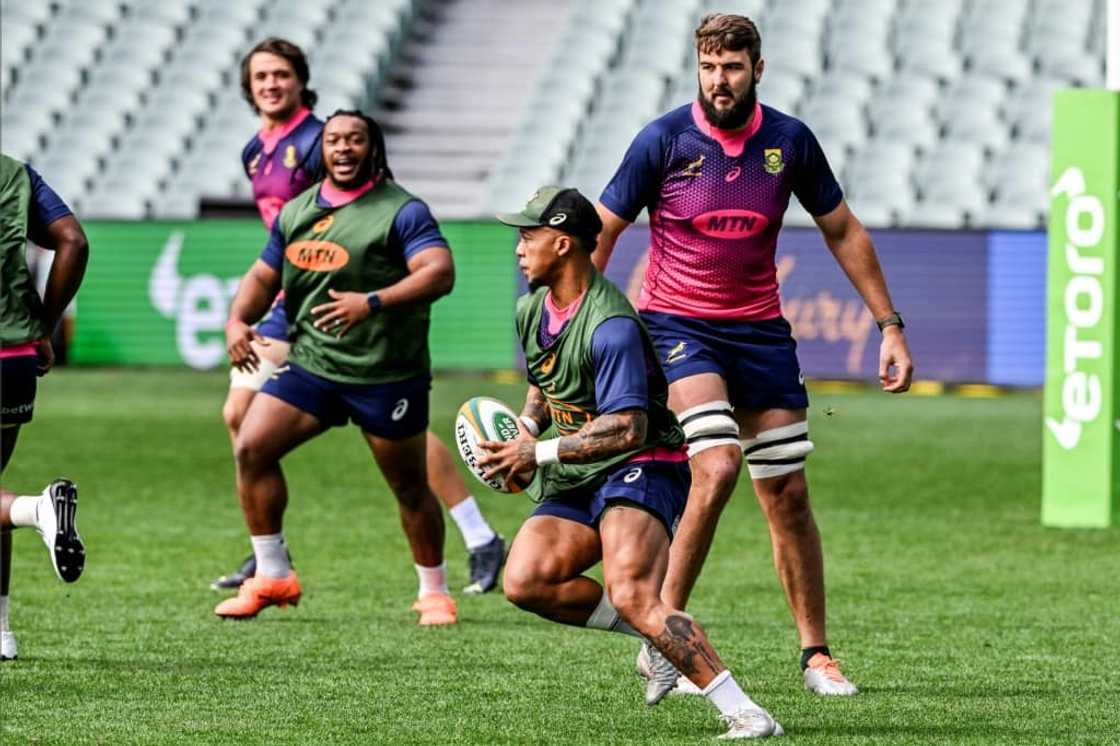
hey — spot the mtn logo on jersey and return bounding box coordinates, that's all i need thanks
[692,209,770,239]
[763,148,785,174]
[681,154,704,177]
[285,240,350,271]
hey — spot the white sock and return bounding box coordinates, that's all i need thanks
[250,533,290,579]
[9,495,42,528]
[0,595,9,632]
[448,497,496,550]
[585,590,641,637]
[415,562,448,597]
[703,670,756,717]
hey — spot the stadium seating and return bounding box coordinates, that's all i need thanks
[542,0,1105,229]
[1,0,416,219]
[0,0,1108,228]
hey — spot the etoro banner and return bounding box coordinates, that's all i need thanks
[1042,89,1120,528]
[73,220,517,370]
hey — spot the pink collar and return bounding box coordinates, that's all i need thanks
[690,100,763,157]
[544,287,587,335]
[319,178,375,207]
[258,107,312,153]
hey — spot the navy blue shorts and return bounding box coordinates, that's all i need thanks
[0,355,37,425]
[260,362,430,439]
[640,311,809,411]
[256,296,288,341]
[532,459,690,538]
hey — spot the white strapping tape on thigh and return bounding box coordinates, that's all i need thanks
[742,420,814,479]
[228,357,280,392]
[678,400,740,458]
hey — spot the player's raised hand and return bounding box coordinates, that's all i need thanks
[225,319,267,372]
[311,289,371,338]
[477,424,538,483]
[878,327,913,393]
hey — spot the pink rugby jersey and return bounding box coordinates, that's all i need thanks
[600,101,843,321]
[241,107,324,229]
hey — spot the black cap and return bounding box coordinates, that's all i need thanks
[496,186,603,244]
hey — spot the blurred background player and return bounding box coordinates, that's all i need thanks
[481,186,783,739]
[218,111,458,625]
[0,152,90,660]
[593,14,914,699]
[213,38,504,595]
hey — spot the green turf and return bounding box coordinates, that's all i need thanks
[1,370,1117,744]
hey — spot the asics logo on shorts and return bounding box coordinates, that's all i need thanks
[623,467,643,483]
[666,341,687,363]
[271,365,290,380]
[391,398,409,421]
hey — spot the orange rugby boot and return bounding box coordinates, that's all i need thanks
[214,572,302,619]
[410,592,457,626]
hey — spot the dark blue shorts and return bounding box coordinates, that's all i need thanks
[260,362,430,439]
[532,459,690,538]
[256,296,288,341]
[0,355,37,425]
[640,311,809,411]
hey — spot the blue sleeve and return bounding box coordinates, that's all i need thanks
[241,137,261,179]
[599,123,666,222]
[25,165,73,246]
[792,123,843,216]
[300,124,324,180]
[390,200,449,260]
[259,220,285,271]
[592,317,649,414]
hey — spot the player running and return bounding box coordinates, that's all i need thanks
[213,38,504,595]
[217,111,460,625]
[479,186,783,739]
[0,153,90,660]
[593,14,914,699]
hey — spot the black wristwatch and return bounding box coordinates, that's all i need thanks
[876,311,905,332]
[367,292,382,313]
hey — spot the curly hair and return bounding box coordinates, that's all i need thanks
[694,13,762,65]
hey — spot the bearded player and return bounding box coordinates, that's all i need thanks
[594,14,914,699]
[213,38,504,595]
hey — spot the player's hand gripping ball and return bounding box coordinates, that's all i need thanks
[454,397,534,493]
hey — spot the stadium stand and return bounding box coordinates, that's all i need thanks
[1,0,415,219]
[0,0,1107,228]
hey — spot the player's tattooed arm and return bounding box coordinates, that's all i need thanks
[650,613,725,680]
[555,409,647,463]
[519,385,551,434]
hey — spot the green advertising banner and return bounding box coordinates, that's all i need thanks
[1042,89,1120,528]
[73,220,517,370]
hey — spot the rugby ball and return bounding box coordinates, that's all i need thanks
[454,397,534,494]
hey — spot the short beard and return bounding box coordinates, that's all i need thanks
[698,79,757,130]
[327,154,374,190]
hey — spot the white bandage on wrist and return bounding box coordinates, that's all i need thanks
[518,415,540,437]
[535,438,561,465]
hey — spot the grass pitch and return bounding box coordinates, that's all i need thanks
[1,369,1117,744]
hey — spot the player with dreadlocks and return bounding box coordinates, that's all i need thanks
[216,110,461,625]
[215,38,505,599]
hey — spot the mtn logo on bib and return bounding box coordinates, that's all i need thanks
[285,240,350,271]
[692,209,770,239]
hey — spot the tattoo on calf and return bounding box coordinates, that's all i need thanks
[652,613,723,677]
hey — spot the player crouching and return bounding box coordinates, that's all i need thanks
[479,187,782,738]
